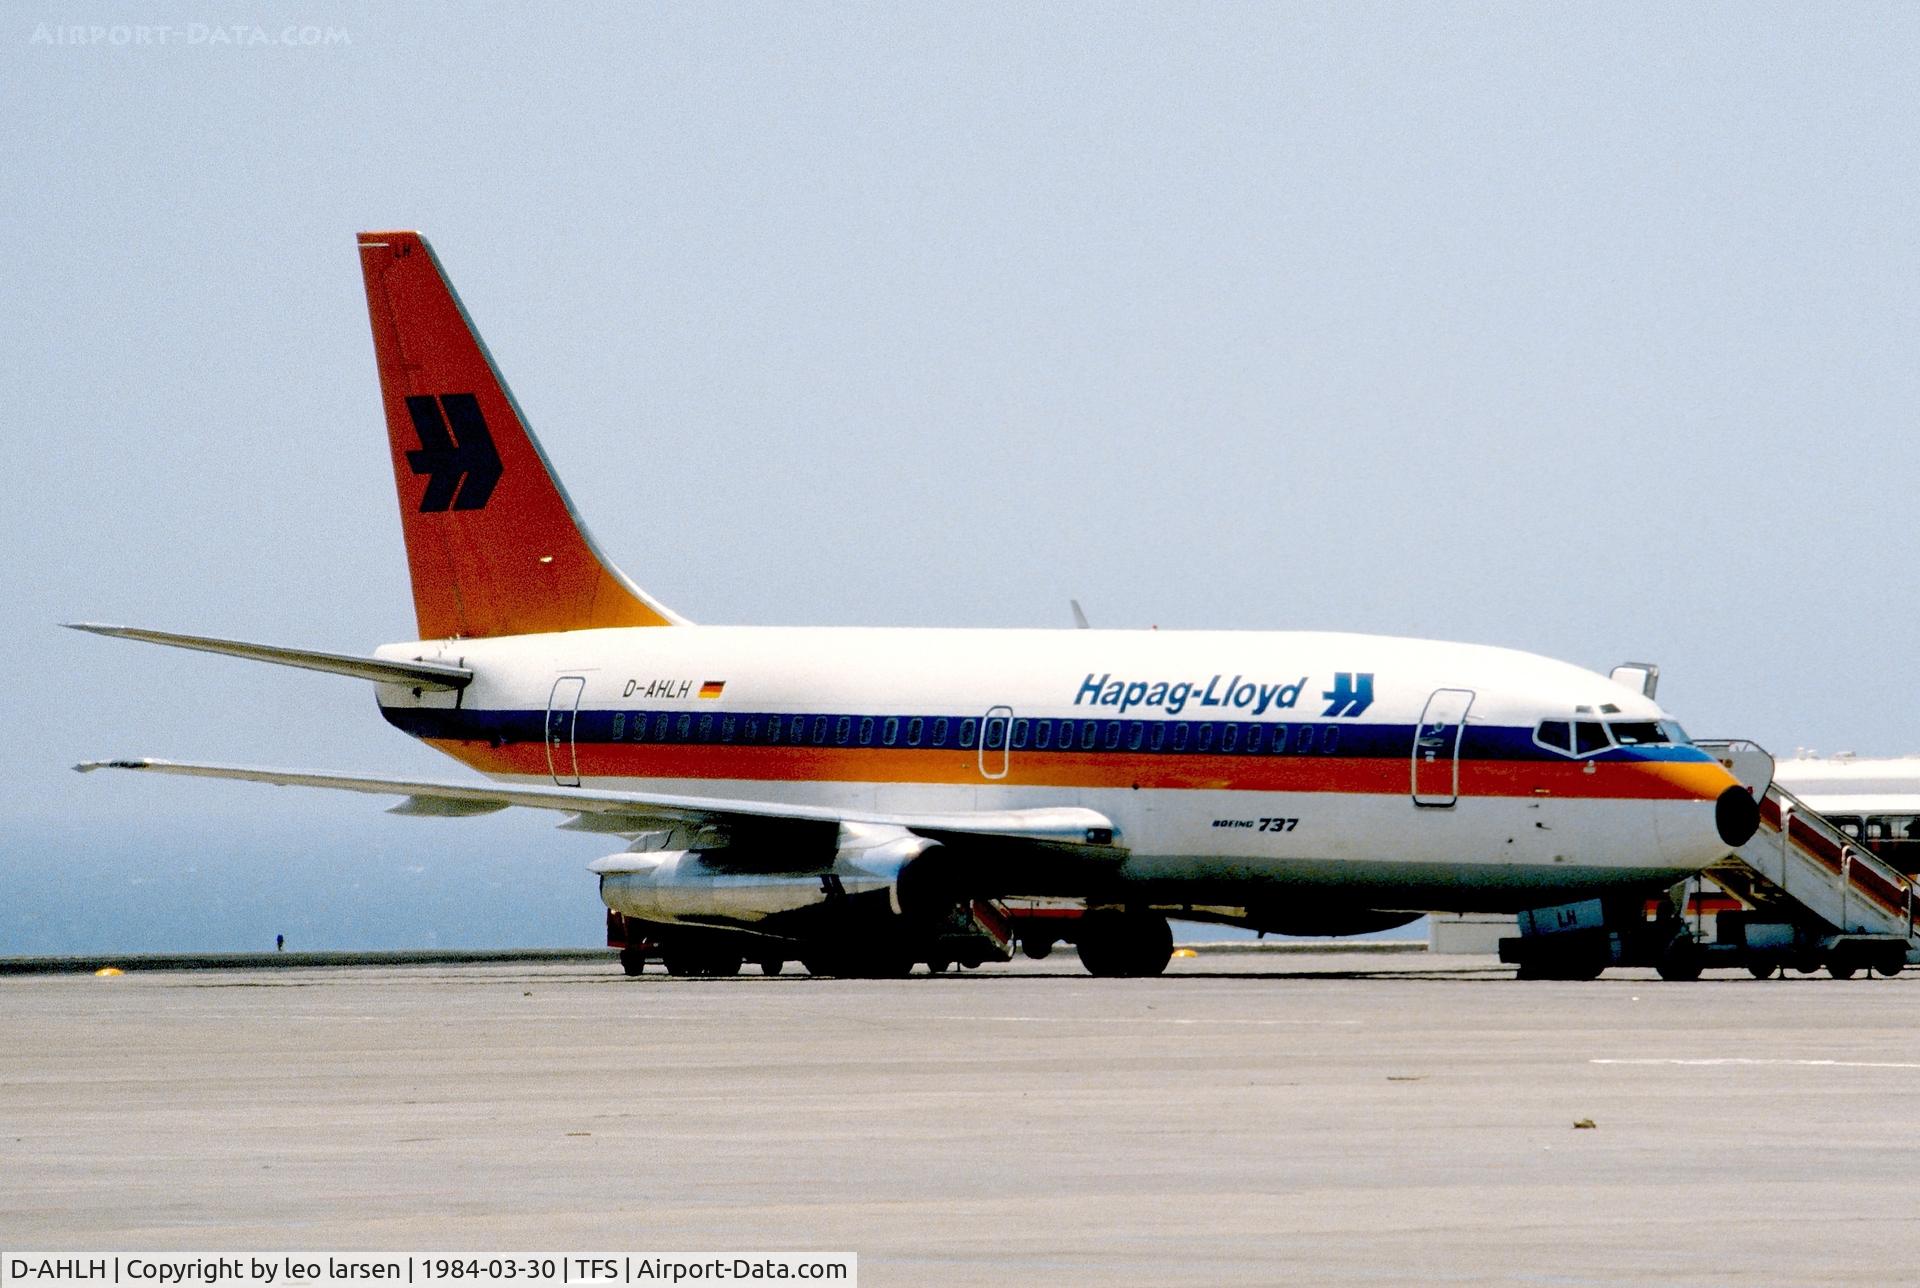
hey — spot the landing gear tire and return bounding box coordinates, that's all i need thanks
[1656,936,1705,982]
[1873,952,1904,978]
[1023,938,1054,961]
[1747,959,1779,980]
[1077,911,1174,978]
[926,959,951,974]
[1827,956,1859,980]
[663,947,743,978]
[756,958,786,977]
[618,948,647,977]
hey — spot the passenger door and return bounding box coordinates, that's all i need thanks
[1412,688,1474,807]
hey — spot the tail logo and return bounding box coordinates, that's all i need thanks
[404,393,503,512]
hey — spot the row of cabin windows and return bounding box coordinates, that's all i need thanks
[599,711,1346,755]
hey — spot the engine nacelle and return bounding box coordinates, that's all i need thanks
[591,823,948,934]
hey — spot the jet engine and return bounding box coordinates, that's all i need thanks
[592,822,953,936]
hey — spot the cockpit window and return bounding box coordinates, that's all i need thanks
[1606,721,1666,747]
[1661,721,1691,745]
[1574,721,1610,755]
[1534,720,1573,754]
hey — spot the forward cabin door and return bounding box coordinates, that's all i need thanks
[547,675,586,787]
[1412,688,1474,807]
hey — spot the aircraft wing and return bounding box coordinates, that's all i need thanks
[73,757,1122,858]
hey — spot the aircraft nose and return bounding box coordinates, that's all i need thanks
[1716,785,1760,846]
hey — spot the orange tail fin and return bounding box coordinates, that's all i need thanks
[357,230,681,639]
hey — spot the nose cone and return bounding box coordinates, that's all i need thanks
[1716,786,1760,846]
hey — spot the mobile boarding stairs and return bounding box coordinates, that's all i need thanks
[1503,741,1920,980]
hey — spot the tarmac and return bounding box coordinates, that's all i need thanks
[5,950,1919,1285]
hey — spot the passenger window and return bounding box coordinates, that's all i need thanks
[834,716,851,746]
[883,717,900,746]
[1011,719,1029,749]
[932,717,949,746]
[1270,725,1288,754]
[1172,723,1190,751]
[1080,722,1098,750]
[698,714,713,742]
[720,716,736,741]
[858,717,874,746]
[789,715,807,743]
[1242,724,1263,754]
[1220,723,1238,752]
[611,713,626,740]
[1832,816,1862,838]
[1149,723,1166,751]
[1197,723,1215,752]
[628,713,647,742]
[1297,726,1314,753]
[1535,720,1573,755]
[908,717,924,747]
[654,714,671,741]
[1574,721,1610,755]
[1322,726,1339,754]
[1034,720,1052,750]
[765,715,781,744]
[810,716,827,745]
[959,719,977,749]
[676,714,692,740]
[1104,722,1122,750]
[1127,722,1144,750]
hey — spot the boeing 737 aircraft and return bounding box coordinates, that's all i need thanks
[74,231,1760,978]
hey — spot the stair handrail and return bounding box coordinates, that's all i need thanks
[1769,782,1914,928]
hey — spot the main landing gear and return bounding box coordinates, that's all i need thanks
[1075,910,1175,978]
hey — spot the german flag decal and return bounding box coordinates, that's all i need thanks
[698,680,726,700]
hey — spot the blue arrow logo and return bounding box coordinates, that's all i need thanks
[1321,672,1374,718]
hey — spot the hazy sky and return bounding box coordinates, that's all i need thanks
[5,4,1917,953]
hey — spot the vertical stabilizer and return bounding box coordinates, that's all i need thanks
[357,230,682,638]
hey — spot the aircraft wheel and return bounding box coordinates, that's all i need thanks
[1747,959,1779,980]
[1655,936,1704,982]
[1873,953,1904,978]
[1828,957,1859,980]
[756,958,785,976]
[1023,938,1053,960]
[1078,911,1173,978]
[925,959,950,974]
[618,948,647,977]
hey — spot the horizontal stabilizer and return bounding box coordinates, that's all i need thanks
[64,624,471,691]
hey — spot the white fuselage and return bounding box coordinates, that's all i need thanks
[374,625,1741,913]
